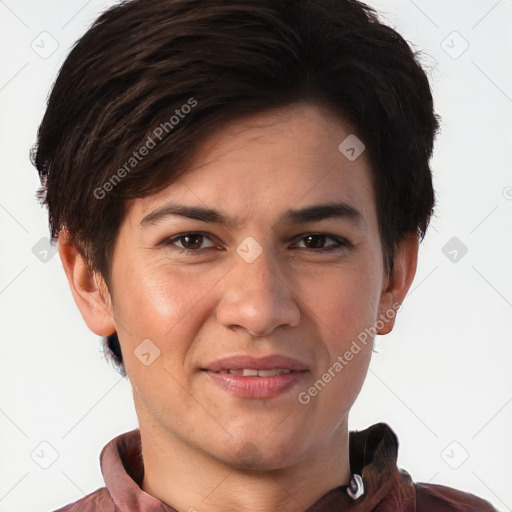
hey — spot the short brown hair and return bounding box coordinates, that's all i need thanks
[32,0,439,375]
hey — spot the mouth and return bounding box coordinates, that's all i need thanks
[201,355,308,398]
[208,368,294,377]
[202,354,308,373]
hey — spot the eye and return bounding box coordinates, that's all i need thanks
[164,232,217,252]
[161,232,350,255]
[293,233,349,252]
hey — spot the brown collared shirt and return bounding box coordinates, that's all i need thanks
[53,423,498,511]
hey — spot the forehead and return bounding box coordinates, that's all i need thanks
[128,103,377,227]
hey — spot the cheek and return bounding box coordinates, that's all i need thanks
[112,259,229,375]
[303,254,381,397]
[317,284,375,381]
[114,263,212,410]
[307,260,382,340]
[114,260,206,333]
[305,282,376,424]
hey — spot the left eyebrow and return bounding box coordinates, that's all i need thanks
[140,201,365,228]
[280,201,365,226]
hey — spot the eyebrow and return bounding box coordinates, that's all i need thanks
[140,201,365,228]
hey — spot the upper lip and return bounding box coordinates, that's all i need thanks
[202,355,308,372]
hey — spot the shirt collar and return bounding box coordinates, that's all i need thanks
[100,422,411,511]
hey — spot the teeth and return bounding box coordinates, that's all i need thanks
[257,369,288,377]
[214,368,293,377]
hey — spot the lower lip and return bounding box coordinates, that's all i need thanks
[203,370,307,398]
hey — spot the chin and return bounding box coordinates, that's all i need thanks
[215,435,308,471]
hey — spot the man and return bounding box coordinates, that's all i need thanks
[32,0,497,510]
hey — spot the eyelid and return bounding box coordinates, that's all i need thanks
[163,231,219,251]
[290,233,351,250]
[161,231,351,253]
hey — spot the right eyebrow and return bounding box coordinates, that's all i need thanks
[141,204,235,228]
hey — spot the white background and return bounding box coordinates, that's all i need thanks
[1,1,511,511]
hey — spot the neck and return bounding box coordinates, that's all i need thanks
[139,416,352,512]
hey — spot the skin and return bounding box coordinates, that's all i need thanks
[59,103,418,512]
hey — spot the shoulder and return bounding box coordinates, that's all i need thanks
[415,482,498,511]
[51,487,115,512]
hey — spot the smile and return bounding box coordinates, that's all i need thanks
[203,369,307,398]
[212,368,293,377]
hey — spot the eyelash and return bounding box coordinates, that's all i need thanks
[161,232,351,254]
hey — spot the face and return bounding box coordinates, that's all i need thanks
[106,103,395,469]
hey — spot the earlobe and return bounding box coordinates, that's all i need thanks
[58,234,116,337]
[376,234,419,335]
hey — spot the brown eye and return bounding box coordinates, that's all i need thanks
[180,234,204,250]
[292,233,350,253]
[303,234,328,248]
[296,234,338,249]
[164,232,217,251]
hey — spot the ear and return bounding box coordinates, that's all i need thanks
[376,234,418,335]
[58,233,116,337]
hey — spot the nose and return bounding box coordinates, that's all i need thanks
[215,245,300,337]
